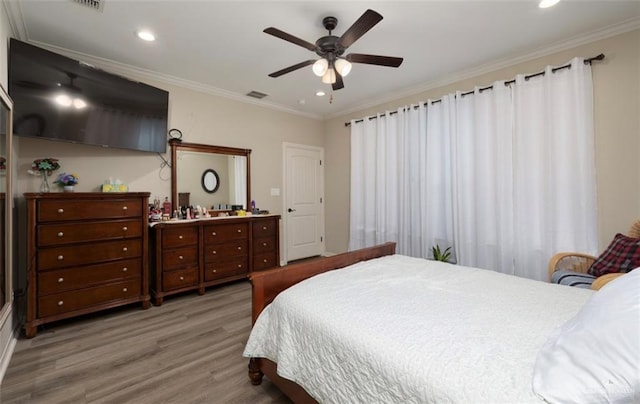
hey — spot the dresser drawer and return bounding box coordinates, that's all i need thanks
[253,252,278,271]
[204,240,248,263]
[162,226,199,248]
[204,258,248,281]
[38,239,142,271]
[203,222,249,244]
[38,220,142,246]
[162,267,198,291]
[38,199,143,222]
[253,219,277,238]
[38,279,141,318]
[38,258,141,295]
[253,236,277,254]
[162,246,199,271]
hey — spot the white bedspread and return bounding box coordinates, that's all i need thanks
[243,254,592,403]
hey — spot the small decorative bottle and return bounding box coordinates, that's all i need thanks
[163,197,171,215]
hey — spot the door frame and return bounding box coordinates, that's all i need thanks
[282,142,325,265]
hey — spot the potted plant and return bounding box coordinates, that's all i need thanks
[54,172,79,192]
[431,245,453,263]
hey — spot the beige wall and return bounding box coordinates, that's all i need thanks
[15,82,324,214]
[325,29,640,254]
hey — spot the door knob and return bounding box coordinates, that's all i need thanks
[288,208,296,212]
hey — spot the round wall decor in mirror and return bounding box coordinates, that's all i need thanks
[201,169,220,193]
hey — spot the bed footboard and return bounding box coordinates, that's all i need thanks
[246,243,396,402]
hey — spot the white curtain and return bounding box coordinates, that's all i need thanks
[350,58,597,280]
[232,156,247,208]
[510,58,598,280]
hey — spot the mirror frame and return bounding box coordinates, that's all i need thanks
[0,83,13,328]
[170,139,251,212]
[201,169,220,194]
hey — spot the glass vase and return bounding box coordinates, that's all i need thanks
[40,172,50,193]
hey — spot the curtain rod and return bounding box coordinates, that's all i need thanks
[344,53,605,127]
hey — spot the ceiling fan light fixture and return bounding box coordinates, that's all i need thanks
[335,59,352,77]
[321,68,336,84]
[312,58,329,76]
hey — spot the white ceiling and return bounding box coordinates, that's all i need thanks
[5,0,640,120]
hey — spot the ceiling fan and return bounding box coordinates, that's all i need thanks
[264,9,403,91]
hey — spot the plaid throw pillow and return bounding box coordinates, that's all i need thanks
[588,233,640,277]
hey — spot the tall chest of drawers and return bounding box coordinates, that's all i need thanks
[150,215,280,305]
[24,192,151,338]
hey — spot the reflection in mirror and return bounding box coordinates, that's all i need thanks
[170,140,251,214]
[0,84,12,319]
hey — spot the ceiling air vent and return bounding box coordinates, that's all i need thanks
[246,90,268,99]
[71,0,105,12]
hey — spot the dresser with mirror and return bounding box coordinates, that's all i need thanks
[149,140,280,305]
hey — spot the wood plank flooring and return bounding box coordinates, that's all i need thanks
[0,281,290,404]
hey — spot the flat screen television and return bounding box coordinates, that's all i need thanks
[9,38,168,153]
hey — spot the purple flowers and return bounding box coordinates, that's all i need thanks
[54,172,79,186]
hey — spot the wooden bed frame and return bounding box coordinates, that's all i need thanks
[246,242,397,403]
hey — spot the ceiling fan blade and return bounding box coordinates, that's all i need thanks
[268,60,316,78]
[338,9,383,49]
[264,27,317,52]
[332,72,344,91]
[346,53,404,67]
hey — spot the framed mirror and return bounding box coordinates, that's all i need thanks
[201,169,220,193]
[170,139,251,213]
[0,84,13,327]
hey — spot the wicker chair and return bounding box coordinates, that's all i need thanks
[548,219,640,290]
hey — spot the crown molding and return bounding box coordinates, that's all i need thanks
[326,16,640,120]
[3,1,27,40]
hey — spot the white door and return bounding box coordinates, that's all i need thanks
[283,143,324,262]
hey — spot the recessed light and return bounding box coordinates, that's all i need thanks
[137,30,156,41]
[539,0,560,8]
[316,91,326,97]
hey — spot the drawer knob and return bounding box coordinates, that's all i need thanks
[57,255,64,261]
[263,226,267,230]
[263,242,267,247]
[179,276,184,281]
[211,232,217,236]
[122,267,128,272]
[237,246,242,250]
[122,206,128,211]
[263,259,268,263]
[212,250,217,254]
[57,208,64,214]
[178,235,183,239]
[179,255,184,260]
[57,301,64,306]
[237,229,242,233]
[123,288,128,292]
[57,277,64,283]
[57,232,64,237]
[237,264,242,268]
[212,269,217,273]
[122,247,128,252]
[122,226,128,231]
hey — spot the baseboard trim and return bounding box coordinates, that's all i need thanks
[0,328,17,385]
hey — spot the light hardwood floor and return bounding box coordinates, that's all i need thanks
[1,281,290,404]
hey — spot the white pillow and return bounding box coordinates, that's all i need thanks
[532,268,640,403]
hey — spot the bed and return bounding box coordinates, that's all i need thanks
[244,242,639,403]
